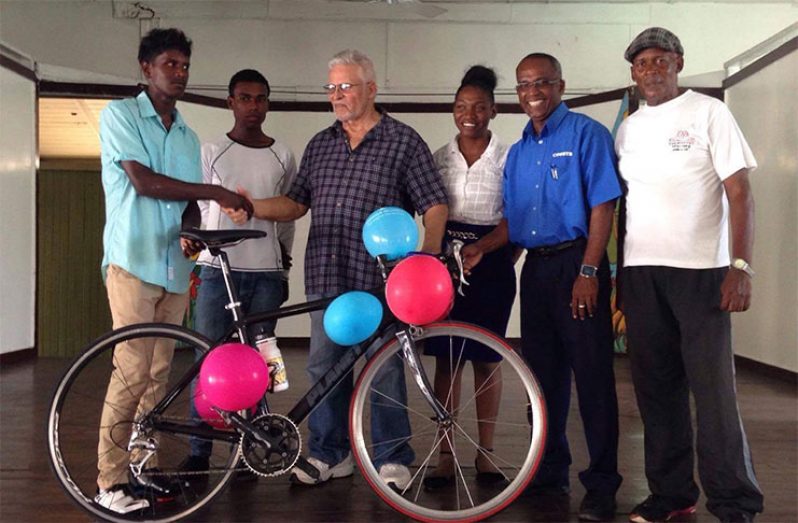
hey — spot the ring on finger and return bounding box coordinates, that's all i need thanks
[578,304,586,309]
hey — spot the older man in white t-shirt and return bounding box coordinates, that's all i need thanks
[615,27,763,523]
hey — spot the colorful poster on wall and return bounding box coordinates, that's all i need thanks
[610,91,630,354]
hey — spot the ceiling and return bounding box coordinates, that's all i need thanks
[39,98,109,158]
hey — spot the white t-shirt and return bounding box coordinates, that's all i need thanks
[197,136,297,272]
[433,132,509,226]
[615,90,757,269]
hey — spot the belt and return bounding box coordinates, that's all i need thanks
[526,237,586,257]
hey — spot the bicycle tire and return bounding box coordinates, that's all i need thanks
[47,323,240,522]
[349,321,547,522]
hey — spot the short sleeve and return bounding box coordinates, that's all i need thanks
[706,101,757,180]
[405,137,448,214]
[99,102,152,168]
[580,121,622,208]
[286,139,314,207]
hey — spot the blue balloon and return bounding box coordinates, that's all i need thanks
[362,207,419,261]
[323,291,384,346]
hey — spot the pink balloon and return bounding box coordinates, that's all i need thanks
[386,254,454,325]
[193,382,255,429]
[199,343,269,412]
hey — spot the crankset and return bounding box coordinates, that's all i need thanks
[240,414,301,477]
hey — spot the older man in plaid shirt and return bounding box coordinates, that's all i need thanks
[229,49,448,489]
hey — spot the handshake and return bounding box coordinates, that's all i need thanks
[222,187,255,225]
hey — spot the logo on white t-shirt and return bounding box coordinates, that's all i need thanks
[668,130,696,152]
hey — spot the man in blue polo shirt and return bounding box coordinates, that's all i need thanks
[95,28,251,514]
[462,53,622,522]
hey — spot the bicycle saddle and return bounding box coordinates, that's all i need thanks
[180,228,266,249]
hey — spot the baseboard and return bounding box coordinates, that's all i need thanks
[735,355,797,384]
[0,347,36,365]
[226,337,798,384]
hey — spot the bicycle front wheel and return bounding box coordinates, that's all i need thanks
[47,323,240,523]
[350,322,546,522]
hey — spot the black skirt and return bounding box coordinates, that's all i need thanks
[425,221,517,362]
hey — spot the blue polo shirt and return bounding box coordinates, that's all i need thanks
[99,91,201,293]
[503,102,621,249]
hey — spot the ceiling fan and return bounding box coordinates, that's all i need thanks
[345,0,448,19]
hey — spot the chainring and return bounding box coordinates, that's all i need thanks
[240,413,301,477]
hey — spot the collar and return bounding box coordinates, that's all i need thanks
[136,90,185,130]
[523,101,569,139]
[447,131,502,163]
[329,109,391,141]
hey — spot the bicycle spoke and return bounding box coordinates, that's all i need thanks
[350,323,546,522]
[48,325,240,522]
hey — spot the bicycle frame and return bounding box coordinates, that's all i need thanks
[141,247,446,474]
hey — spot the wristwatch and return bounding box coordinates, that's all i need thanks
[731,258,755,278]
[579,264,598,278]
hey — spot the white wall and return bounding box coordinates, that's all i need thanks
[726,50,798,372]
[1,0,795,351]
[178,100,620,338]
[0,59,36,354]
[1,1,795,95]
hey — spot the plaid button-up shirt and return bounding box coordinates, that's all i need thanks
[288,113,448,295]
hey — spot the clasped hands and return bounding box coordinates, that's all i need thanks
[222,187,254,225]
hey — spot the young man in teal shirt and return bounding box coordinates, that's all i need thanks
[95,27,251,514]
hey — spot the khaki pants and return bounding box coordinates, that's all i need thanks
[97,264,189,490]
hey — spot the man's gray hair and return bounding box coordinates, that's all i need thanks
[328,49,376,83]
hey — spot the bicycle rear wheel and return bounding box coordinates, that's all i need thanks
[350,322,546,522]
[47,324,240,522]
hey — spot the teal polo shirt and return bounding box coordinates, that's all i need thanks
[99,91,201,293]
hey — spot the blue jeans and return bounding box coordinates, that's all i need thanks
[306,293,415,469]
[190,266,283,457]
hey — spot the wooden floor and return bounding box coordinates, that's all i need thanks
[1,347,795,522]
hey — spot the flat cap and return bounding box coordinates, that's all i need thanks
[624,27,683,62]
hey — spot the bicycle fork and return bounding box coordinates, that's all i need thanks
[395,329,450,422]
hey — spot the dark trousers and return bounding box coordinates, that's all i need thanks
[622,266,764,518]
[520,244,622,495]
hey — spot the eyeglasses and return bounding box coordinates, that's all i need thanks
[515,78,561,93]
[632,56,675,73]
[322,83,361,94]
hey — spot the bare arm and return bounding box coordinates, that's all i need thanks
[252,195,308,222]
[419,203,448,254]
[460,219,510,271]
[571,199,615,320]
[226,193,308,224]
[121,160,252,213]
[720,169,755,312]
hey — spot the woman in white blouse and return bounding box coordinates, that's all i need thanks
[424,66,516,488]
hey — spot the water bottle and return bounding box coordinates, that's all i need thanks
[255,335,289,392]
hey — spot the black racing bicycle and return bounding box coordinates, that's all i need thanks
[47,228,546,523]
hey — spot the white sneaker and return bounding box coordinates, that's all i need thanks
[379,463,412,491]
[94,485,150,514]
[290,453,354,485]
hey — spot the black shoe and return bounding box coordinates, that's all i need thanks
[629,495,697,523]
[423,474,454,490]
[422,451,454,490]
[578,491,616,522]
[178,455,210,474]
[475,448,507,486]
[526,476,570,495]
[128,468,179,501]
[721,512,755,523]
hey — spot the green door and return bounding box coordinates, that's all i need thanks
[37,169,111,357]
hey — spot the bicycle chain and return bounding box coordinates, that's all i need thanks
[132,415,250,478]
